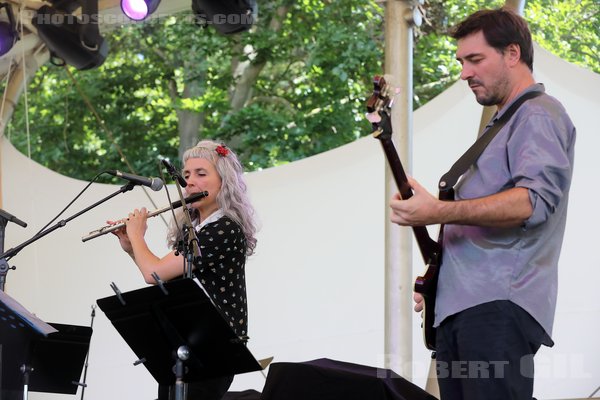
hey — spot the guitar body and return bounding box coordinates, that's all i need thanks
[368,76,442,351]
[414,259,440,351]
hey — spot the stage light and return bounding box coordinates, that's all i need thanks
[120,0,161,21]
[191,0,256,35]
[32,0,108,70]
[0,3,18,56]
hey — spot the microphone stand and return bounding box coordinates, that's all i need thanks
[0,182,136,263]
[164,171,200,400]
[167,174,200,281]
[79,305,96,400]
[1,217,13,292]
[0,209,28,292]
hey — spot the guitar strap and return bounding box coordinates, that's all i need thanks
[437,90,544,200]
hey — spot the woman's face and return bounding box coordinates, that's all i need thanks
[183,157,222,212]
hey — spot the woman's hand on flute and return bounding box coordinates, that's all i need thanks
[107,217,133,255]
[123,208,149,239]
[105,207,153,262]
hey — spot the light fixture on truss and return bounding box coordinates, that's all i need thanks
[191,0,256,35]
[0,2,18,56]
[120,0,161,21]
[32,0,108,70]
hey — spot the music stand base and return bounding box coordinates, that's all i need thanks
[174,346,189,400]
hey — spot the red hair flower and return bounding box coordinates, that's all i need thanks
[215,145,229,157]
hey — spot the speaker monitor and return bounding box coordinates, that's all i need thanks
[261,358,438,400]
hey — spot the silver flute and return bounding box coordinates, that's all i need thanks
[82,191,208,242]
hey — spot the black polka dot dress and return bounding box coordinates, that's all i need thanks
[193,216,248,338]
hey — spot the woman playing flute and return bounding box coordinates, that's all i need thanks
[109,139,258,400]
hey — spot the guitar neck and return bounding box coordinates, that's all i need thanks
[378,134,441,265]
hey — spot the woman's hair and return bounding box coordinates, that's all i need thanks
[450,7,534,72]
[166,140,258,256]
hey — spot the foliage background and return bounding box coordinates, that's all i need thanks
[3,0,598,181]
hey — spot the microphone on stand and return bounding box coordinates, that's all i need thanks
[160,158,187,187]
[107,170,164,191]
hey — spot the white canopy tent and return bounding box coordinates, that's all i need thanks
[0,42,598,400]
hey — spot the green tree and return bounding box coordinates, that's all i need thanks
[413,0,599,107]
[6,0,384,180]
[4,0,598,181]
[526,0,599,71]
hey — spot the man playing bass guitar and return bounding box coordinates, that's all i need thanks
[389,7,575,400]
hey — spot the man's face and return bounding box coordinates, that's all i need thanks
[456,30,510,107]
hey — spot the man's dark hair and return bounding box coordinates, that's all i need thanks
[450,7,534,71]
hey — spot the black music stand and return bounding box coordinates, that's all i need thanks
[0,291,92,400]
[96,278,263,398]
[28,323,93,395]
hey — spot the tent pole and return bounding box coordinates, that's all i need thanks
[383,0,422,382]
[505,0,526,14]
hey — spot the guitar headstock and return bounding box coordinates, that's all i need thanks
[365,75,398,139]
[366,76,393,113]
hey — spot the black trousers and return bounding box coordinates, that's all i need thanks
[435,300,549,400]
[158,375,234,400]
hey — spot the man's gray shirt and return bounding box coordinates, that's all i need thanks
[435,83,576,340]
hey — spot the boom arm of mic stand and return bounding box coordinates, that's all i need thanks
[0,182,137,262]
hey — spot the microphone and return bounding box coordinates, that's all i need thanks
[107,170,164,191]
[160,157,187,187]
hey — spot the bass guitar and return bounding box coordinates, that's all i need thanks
[366,75,442,351]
